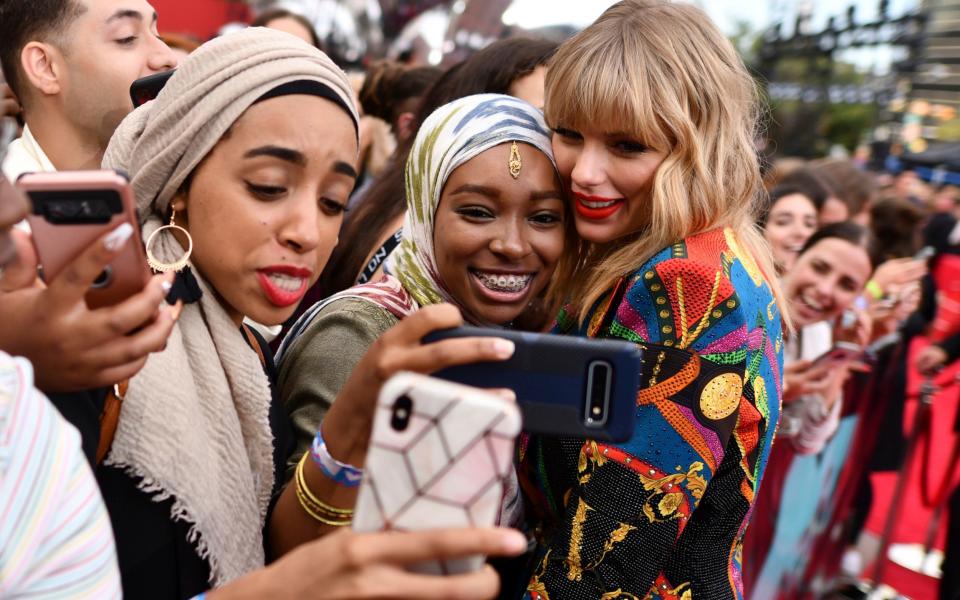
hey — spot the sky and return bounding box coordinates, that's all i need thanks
[502,0,920,33]
[769,0,920,33]
[501,0,921,72]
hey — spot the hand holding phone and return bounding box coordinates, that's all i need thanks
[19,170,151,309]
[783,356,848,404]
[0,223,178,391]
[352,372,522,575]
[320,305,517,472]
[0,170,178,392]
[423,326,642,442]
[811,341,864,366]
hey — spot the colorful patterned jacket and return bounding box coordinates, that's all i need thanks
[520,228,784,599]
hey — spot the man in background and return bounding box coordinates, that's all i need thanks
[0,0,177,179]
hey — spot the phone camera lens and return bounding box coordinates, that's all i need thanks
[390,394,413,432]
[585,361,612,427]
[91,266,113,289]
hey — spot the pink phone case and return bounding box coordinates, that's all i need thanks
[352,372,522,575]
[19,170,150,309]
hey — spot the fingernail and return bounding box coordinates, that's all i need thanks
[161,280,173,294]
[103,223,134,251]
[491,339,515,358]
[500,530,527,553]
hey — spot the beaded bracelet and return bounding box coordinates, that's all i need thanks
[310,427,364,488]
[295,453,353,527]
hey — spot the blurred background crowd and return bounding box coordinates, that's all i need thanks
[2,1,960,599]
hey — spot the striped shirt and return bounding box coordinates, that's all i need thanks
[0,352,121,598]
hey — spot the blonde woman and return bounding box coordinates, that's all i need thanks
[518,2,786,598]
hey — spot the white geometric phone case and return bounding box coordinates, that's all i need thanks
[352,371,522,575]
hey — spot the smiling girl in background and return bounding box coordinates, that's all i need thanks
[743,222,878,597]
[761,185,820,274]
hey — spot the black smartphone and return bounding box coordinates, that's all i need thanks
[422,326,643,442]
[130,70,176,108]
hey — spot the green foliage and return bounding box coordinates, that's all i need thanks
[822,103,879,152]
[728,18,879,157]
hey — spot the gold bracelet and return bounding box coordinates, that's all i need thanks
[295,453,353,525]
[295,461,352,525]
[297,453,353,515]
[295,480,352,526]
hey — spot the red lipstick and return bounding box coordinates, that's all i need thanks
[572,191,625,220]
[256,265,312,307]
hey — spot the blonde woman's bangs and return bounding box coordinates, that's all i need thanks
[544,30,666,150]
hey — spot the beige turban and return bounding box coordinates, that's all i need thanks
[101,28,359,587]
[105,26,358,216]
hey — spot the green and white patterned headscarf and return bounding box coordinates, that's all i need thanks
[384,93,557,324]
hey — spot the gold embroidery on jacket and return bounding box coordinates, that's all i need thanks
[566,498,592,581]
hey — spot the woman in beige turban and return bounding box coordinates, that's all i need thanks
[100,27,520,599]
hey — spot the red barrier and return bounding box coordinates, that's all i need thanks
[153,0,250,41]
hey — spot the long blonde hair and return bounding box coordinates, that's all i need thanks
[545,0,789,326]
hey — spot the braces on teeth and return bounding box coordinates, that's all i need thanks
[475,273,531,293]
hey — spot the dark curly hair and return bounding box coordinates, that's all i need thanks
[358,61,442,126]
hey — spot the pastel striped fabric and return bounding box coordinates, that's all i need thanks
[0,352,121,598]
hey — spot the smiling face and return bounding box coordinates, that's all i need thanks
[57,0,178,148]
[784,237,872,326]
[432,142,565,325]
[764,193,818,272]
[551,125,666,244]
[173,94,357,326]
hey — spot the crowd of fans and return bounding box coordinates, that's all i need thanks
[0,0,958,598]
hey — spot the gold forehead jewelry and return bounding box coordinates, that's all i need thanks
[509,141,522,179]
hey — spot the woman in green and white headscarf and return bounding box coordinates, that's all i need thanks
[277,93,570,487]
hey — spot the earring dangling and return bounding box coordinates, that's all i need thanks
[145,208,193,273]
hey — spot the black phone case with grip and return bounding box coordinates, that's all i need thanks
[423,326,642,442]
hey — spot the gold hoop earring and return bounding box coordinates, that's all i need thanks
[145,208,193,273]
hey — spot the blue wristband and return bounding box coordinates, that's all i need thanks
[310,427,364,487]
